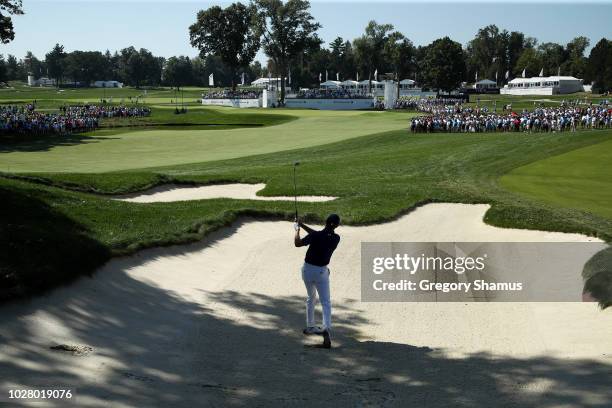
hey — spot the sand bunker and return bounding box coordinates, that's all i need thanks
[1,203,610,407]
[115,183,337,203]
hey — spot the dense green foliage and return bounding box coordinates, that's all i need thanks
[189,2,261,89]
[0,0,23,44]
[587,38,612,93]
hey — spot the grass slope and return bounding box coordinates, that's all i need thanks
[0,109,410,173]
[500,138,612,219]
[3,127,612,300]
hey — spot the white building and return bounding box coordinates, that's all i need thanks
[27,75,56,87]
[93,80,123,88]
[501,76,584,95]
[340,80,358,91]
[357,80,384,95]
[399,79,419,90]
[474,79,497,90]
[251,77,282,89]
[320,80,341,89]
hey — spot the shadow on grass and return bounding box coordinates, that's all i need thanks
[0,265,610,407]
[0,132,116,153]
[0,186,110,300]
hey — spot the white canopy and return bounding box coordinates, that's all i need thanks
[251,77,281,85]
[320,80,341,88]
[475,79,496,85]
[508,76,582,85]
[400,79,416,85]
[358,80,384,88]
[341,80,358,86]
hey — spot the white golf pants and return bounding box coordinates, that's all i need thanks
[301,262,331,330]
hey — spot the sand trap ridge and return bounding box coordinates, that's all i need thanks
[115,183,337,203]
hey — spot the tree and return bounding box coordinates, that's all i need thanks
[384,31,416,97]
[64,51,106,85]
[466,25,505,83]
[328,37,355,80]
[562,36,590,78]
[505,31,535,81]
[45,44,67,86]
[353,21,394,91]
[0,0,23,44]
[419,37,465,93]
[163,56,193,89]
[5,54,17,80]
[587,38,612,93]
[118,47,161,88]
[0,54,7,83]
[538,42,565,76]
[515,47,543,78]
[190,2,260,90]
[23,51,45,78]
[193,54,234,87]
[255,0,320,102]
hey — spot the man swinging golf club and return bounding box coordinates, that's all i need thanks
[292,161,340,348]
[293,162,340,348]
[294,214,341,349]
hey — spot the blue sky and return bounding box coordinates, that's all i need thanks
[5,1,611,63]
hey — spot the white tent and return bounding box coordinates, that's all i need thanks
[358,80,383,89]
[320,80,341,89]
[93,80,123,88]
[251,77,281,87]
[474,79,497,90]
[502,76,583,95]
[340,80,358,90]
[399,79,418,89]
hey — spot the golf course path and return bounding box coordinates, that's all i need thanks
[1,203,610,407]
[114,183,337,203]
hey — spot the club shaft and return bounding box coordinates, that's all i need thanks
[293,166,298,218]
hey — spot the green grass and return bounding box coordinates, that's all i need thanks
[0,109,411,173]
[1,89,611,303]
[7,128,612,243]
[500,138,612,219]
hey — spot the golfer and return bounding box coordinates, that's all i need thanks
[294,214,341,348]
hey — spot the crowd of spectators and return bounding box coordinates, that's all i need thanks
[60,104,151,119]
[294,89,371,99]
[0,104,151,137]
[202,89,262,99]
[394,97,468,112]
[410,104,612,133]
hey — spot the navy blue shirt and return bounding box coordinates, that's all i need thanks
[302,229,340,267]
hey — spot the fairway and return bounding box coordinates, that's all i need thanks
[0,108,409,173]
[500,138,612,219]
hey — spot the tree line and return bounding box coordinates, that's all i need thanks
[2,0,611,99]
[0,46,266,89]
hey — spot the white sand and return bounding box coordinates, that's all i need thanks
[115,183,337,203]
[1,203,611,407]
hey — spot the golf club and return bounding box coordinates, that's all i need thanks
[293,161,300,221]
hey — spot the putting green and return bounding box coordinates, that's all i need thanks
[500,138,612,219]
[0,109,410,173]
